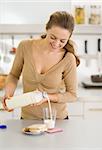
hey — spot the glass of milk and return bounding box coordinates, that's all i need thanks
[43,107,56,129]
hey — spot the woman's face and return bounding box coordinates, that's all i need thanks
[46,25,71,52]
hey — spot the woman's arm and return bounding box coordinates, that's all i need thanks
[2,41,24,109]
[4,77,18,98]
[48,53,77,103]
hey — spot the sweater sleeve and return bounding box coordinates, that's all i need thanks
[6,41,24,86]
[57,53,77,103]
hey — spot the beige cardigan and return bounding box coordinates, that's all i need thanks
[6,39,77,119]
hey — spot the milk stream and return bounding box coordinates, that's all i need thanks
[47,97,52,120]
[44,95,56,129]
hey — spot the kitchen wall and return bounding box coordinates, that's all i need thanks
[0,0,71,24]
[0,0,70,73]
[72,34,102,82]
[0,0,102,83]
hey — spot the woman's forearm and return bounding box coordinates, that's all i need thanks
[48,91,77,103]
[4,82,17,98]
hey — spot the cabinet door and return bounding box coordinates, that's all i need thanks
[12,108,21,119]
[84,102,102,119]
[0,108,21,120]
[0,111,13,120]
[68,101,84,118]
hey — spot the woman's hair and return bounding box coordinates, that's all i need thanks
[46,11,74,34]
[41,11,80,66]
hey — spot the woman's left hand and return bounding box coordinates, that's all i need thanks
[30,98,48,106]
[30,92,58,107]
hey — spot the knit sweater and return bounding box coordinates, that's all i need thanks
[6,39,77,119]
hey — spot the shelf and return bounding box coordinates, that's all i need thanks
[74,25,102,35]
[79,54,98,59]
[0,24,45,35]
[0,24,102,35]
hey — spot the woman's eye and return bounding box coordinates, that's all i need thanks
[50,36,56,40]
[60,40,65,43]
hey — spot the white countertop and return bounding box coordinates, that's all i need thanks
[0,119,102,150]
[78,85,102,102]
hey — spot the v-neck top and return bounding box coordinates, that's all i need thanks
[6,39,77,120]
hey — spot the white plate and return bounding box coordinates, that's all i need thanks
[22,124,47,135]
[22,128,45,135]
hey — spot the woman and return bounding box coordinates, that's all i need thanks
[3,11,80,119]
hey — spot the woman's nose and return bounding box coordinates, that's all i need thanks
[54,40,60,46]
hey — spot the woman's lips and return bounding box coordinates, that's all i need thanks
[50,43,59,49]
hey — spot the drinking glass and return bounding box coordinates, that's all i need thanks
[43,107,56,129]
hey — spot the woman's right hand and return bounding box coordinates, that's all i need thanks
[2,95,14,112]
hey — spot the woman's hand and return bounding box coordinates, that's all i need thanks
[48,93,58,103]
[2,95,14,112]
[30,92,58,107]
[31,98,48,106]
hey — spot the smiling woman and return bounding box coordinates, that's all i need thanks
[46,26,70,51]
[2,11,80,120]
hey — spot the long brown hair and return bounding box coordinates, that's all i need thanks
[41,11,80,66]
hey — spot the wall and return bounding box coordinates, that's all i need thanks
[0,0,102,82]
[0,0,71,24]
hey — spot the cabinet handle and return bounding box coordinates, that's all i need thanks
[89,108,102,111]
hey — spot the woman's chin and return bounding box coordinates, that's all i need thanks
[50,48,58,52]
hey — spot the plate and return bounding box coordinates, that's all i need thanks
[22,128,44,135]
[22,124,47,135]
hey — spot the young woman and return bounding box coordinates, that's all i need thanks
[3,11,80,120]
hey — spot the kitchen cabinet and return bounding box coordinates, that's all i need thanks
[0,107,21,120]
[68,86,102,119]
[68,101,102,120]
[84,102,102,119]
[0,86,22,120]
[68,101,84,118]
[0,108,21,120]
[0,110,13,120]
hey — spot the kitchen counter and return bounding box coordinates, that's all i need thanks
[78,85,102,102]
[0,119,102,150]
